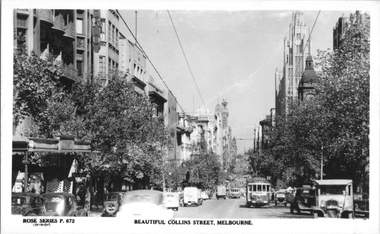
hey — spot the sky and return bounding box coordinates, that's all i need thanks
[117,9,354,154]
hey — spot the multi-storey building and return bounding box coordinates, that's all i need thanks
[176,113,194,161]
[275,68,285,116]
[119,34,147,94]
[333,11,370,50]
[277,11,311,115]
[14,9,95,135]
[92,10,121,85]
[215,99,233,168]
[13,9,96,195]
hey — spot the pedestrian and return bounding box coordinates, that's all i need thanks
[93,188,99,209]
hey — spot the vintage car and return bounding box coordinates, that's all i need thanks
[312,179,354,219]
[183,187,202,206]
[290,186,316,214]
[353,192,369,218]
[216,185,227,200]
[274,189,287,206]
[41,192,88,216]
[204,190,213,199]
[12,192,45,216]
[117,190,174,219]
[164,192,180,211]
[200,191,209,201]
[229,188,241,199]
[102,191,124,217]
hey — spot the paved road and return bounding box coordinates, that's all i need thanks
[173,196,313,219]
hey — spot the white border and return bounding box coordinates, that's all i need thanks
[2,1,379,234]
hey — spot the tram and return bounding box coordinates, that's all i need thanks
[245,177,271,207]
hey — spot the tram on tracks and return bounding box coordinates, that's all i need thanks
[245,177,271,208]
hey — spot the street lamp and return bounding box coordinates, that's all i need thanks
[321,142,324,180]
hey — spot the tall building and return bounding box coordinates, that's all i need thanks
[92,10,121,85]
[14,9,94,136]
[215,99,231,168]
[119,34,147,94]
[277,11,311,115]
[275,67,285,115]
[164,91,179,163]
[333,11,370,50]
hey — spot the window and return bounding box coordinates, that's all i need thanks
[109,58,112,74]
[77,60,83,76]
[17,15,28,28]
[76,19,83,34]
[108,21,111,42]
[112,25,115,45]
[116,29,119,46]
[100,19,106,41]
[99,56,105,76]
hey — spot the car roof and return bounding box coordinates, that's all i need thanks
[12,192,41,197]
[314,179,353,185]
[42,192,74,197]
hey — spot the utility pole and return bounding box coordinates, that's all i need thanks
[135,11,138,44]
[321,142,323,180]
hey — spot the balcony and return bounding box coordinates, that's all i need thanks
[52,14,65,32]
[38,9,53,24]
[16,9,29,16]
[63,22,75,40]
[59,63,78,82]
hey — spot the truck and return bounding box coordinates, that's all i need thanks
[183,187,202,207]
[216,185,227,200]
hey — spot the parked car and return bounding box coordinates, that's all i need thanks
[216,185,227,200]
[164,192,180,211]
[183,187,202,206]
[102,191,124,217]
[200,191,209,201]
[229,188,241,199]
[12,192,45,216]
[290,186,316,214]
[274,189,287,206]
[354,192,369,218]
[41,192,88,216]
[117,190,173,219]
[205,190,213,199]
[312,179,354,219]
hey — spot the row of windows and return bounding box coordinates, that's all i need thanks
[98,56,119,76]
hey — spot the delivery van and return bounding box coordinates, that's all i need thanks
[183,187,202,207]
[216,185,227,200]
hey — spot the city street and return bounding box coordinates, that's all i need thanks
[174,197,313,219]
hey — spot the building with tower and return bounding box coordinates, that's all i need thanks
[298,55,319,101]
[276,11,311,116]
[215,99,232,168]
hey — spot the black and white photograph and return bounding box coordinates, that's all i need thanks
[1,0,379,234]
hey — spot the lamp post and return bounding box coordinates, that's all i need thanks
[321,142,323,180]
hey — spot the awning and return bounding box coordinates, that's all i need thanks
[12,136,29,152]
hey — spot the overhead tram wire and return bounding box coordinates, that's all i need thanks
[115,10,186,113]
[167,10,207,111]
